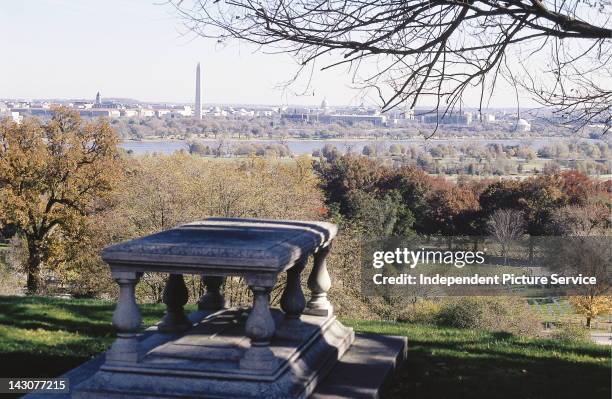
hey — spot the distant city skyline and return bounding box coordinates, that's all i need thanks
[1,0,550,108]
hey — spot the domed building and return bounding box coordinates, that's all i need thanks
[320,98,330,114]
[516,118,531,132]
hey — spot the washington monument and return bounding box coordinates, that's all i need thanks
[194,62,202,119]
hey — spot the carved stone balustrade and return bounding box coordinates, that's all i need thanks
[73,217,354,399]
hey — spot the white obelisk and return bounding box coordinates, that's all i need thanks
[195,62,202,119]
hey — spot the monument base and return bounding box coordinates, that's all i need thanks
[312,333,407,398]
[25,326,406,399]
[73,308,355,399]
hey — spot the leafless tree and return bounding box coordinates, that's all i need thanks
[487,208,525,263]
[551,203,611,236]
[169,0,611,134]
[213,135,230,157]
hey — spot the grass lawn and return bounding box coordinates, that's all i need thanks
[527,297,611,330]
[0,295,610,399]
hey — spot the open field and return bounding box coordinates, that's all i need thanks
[528,297,612,330]
[0,296,609,399]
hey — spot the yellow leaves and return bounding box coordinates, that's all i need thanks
[108,154,325,241]
[569,295,612,319]
[0,107,122,271]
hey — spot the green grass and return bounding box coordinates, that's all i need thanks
[528,297,578,323]
[0,296,609,399]
[344,319,610,399]
[527,297,611,329]
[0,296,188,378]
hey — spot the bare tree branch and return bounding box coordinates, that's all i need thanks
[168,0,612,131]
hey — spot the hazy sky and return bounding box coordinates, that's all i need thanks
[0,0,544,107]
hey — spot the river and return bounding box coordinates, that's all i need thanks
[120,137,605,156]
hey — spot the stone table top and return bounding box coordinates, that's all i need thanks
[102,218,337,275]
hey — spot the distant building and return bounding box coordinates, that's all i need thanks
[10,107,54,117]
[138,108,155,118]
[206,106,227,117]
[120,109,138,117]
[481,113,496,123]
[73,101,94,109]
[404,108,415,120]
[422,112,472,125]
[322,114,387,126]
[321,99,330,114]
[516,118,531,132]
[280,109,388,126]
[0,110,22,124]
[95,92,102,106]
[229,108,255,117]
[281,112,310,122]
[30,102,51,109]
[172,106,193,117]
[255,109,275,117]
[78,109,120,118]
[9,112,22,123]
[155,109,171,118]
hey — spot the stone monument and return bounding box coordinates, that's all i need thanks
[54,218,406,399]
[72,218,353,398]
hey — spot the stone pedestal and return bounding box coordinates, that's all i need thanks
[72,218,352,399]
[73,309,355,399]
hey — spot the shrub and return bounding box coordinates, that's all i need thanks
[551,324,590,343]
[397,300,442,324]
[0,236,26,296]
[437,297,487,329]
[437,297,541,336]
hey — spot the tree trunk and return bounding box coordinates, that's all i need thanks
[26,259,42,295]
[528,236,534,266]
[25,238,44,295]
[586,317,591,328]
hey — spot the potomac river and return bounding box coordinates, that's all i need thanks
[120,137,604,156]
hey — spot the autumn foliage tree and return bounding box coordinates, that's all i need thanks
[0,108,122,294]
[422,184,480,237]
[570,295,612,328]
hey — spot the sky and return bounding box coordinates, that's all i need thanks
[0,0,553,108]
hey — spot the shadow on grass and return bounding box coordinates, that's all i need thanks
[0,295,167,379]
[389,350,609,399]
[0,296,165,336]
[0,352,88,378]
[346,320,610,399]
[395,337,609,399]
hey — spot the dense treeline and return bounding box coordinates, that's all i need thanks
[331,141,611,176]
[315,154,611,239]
[110,114,603,141]
[1,111,610,326]
[314,155,611,322]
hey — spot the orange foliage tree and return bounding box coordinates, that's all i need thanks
[0,108,122,294]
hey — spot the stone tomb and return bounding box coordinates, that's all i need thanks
[73,218,357,398]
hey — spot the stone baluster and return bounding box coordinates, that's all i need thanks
[240,285,277,371]
[106,271,142,364]
[158,274,191,333]
[198,276,227,311]
[305,243,333,317]
[277,257,308,339]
